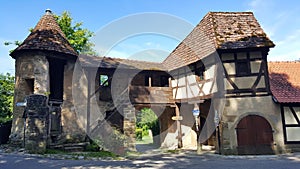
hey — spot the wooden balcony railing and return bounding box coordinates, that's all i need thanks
[129,86,174,104]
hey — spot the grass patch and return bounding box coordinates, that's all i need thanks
[136,135,153,145]
[164,149,181,154]
[125,151,142,157]
[45,149,66,154]
[44,149,119,159]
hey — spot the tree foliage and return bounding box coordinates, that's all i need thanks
[136,108,160,136]
[136,108,158,126]
[54,11,96,55]
[0,73,15,123]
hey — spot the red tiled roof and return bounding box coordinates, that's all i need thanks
[10,9,77,58]
[79,54,166,71]
[163,12,274,70]
[268,61,300,104]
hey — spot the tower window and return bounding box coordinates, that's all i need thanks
[25,78,34,94]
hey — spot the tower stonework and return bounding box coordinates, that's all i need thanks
[10,9,79,146]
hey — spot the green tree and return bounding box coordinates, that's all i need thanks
[5,11,97,55]
[54,11,96,55]
[136,108,160,136]
[0,73,15,123]
[136,108,158,126]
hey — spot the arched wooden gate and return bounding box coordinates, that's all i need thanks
[236,115,274,154]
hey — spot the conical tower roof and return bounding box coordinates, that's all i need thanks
[11,9,77,58]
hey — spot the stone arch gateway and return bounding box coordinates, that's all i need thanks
[236,115,274,155]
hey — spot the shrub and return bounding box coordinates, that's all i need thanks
[135,128,143,141]
[136,108,160,137]
[0,73,14,124]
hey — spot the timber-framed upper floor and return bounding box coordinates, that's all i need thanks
[75,12,275,104]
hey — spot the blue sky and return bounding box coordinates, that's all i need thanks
[0,0,299,74]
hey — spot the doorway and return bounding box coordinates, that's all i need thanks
[135,108,160,152]
[236,115,274,154]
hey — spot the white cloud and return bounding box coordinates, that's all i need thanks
[268,29,300,61]
[247,0,300,61]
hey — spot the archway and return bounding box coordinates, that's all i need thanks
[236,115,274,154]
[135,108,161,152]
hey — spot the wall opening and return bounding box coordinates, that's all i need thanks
[48,59,65,102]
[236,115,274,154]
[135,108,160,152]
[24,78,34,95]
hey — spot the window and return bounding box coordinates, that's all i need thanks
[195,67,205,80]
[100,75,109,86]
[189,62,205,81]
[160,76,169,87]
[25,78,34,94]
[236,60,250,76]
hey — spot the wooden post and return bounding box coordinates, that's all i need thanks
[197,115,202,154]
[168,77,172,88]
[175,104,183,148]
[148,76,152,87]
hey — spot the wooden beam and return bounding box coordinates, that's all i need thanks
[175,104,183,148]
[280,105,288,144]
[148,76,152,87]
[289,107,300,125]
[168,77,172,88]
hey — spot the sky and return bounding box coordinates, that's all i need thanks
[0,0,299,74]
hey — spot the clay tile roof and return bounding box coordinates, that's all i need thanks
[163,12,274,70]
[79,54,166,71]
[10,9,77,58]
[268,61,300,104]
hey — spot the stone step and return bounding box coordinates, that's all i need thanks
[49,142,89,152]
[63,146,84,152]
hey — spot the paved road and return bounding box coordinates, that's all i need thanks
[1,152,300,169]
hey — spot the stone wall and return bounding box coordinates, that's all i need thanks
[123,105,136,151]
[220,96,285,154]
[59,60,86,143]
[10,52,50,144]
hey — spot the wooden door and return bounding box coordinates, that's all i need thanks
[236,115,274,154]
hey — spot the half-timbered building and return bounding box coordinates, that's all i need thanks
[9,10,300,154]
[268,62,300,151]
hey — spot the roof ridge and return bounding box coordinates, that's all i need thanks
[79,54,162,64]
[208,11,254,15]
[268,61,300,63]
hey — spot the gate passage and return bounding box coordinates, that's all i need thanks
[236,115,274,155]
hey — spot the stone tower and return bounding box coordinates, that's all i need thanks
[10,9,78,144]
